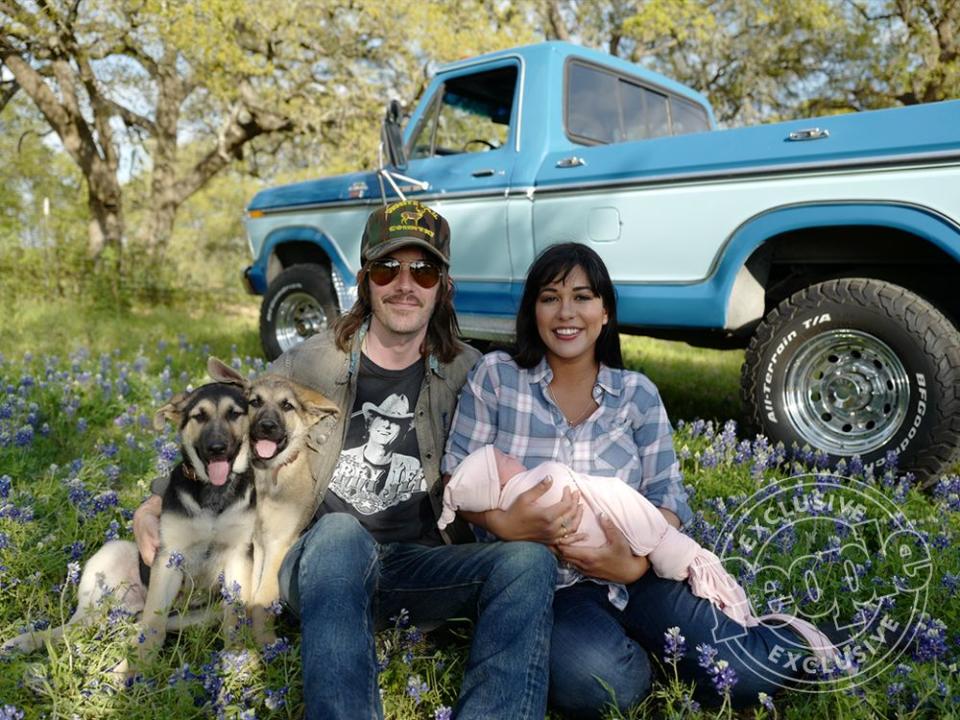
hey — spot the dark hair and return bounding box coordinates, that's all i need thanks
[513,242,623,369]
[334,262,464,363]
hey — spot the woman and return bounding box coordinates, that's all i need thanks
[443,243,813,717]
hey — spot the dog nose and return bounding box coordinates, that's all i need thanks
[257,419,277,433]
[207,440,227,456]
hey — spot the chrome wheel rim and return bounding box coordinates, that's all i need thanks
[783,329,910,455]
[275,291,327,353]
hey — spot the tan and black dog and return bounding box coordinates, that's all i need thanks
[209,359,339,644]
[3,379,256,676]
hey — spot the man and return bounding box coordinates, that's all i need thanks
[133,200,558,720]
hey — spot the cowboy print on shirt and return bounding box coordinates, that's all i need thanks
[319,354,441,546]
[328,388,426,515]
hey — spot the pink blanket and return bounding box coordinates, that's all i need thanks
[443,445,839,663]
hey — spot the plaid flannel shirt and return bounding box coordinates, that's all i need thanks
[441,351,693,609]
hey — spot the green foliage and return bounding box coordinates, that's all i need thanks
[0,306,958,718]
[543,0,960,125]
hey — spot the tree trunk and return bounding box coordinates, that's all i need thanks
[87,188,123,275]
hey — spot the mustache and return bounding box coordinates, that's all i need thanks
[384,292,423,306]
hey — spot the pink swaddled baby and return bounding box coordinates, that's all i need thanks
[441,445,839,663]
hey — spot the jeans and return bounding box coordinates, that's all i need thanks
[278,513,557,720]
[549,574,806,718]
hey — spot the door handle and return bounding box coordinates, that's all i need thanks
[555,156,586,168]
[786,127,830,141]
[472,168,496,177]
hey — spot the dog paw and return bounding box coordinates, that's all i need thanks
[107,657,136,687]
[253,627,278,647]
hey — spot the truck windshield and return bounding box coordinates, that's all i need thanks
[409,65,517,158]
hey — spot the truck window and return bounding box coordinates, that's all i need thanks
[620,80,669,141]
[566,60,708,144]
[567,63,621,143]
[408,65,517,158]
[670,96,710,136]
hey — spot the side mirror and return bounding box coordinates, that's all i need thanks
[381,99,407,170]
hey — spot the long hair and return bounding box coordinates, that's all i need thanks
[513,242,623,369]
[334,265,464,363]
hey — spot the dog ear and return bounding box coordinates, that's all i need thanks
[207,357,248,389]
[154,392,190,430]
[296,384,340,424]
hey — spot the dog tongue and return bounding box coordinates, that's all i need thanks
[208,460,230,486]
[256,439,278,459]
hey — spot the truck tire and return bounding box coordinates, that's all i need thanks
[742,278,960,485]
[259,264,338,361]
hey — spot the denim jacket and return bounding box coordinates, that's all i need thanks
[268,322,480,545]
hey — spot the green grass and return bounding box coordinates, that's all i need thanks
[1,300,958,719]
[621,336,744,423]
[0,295,263,361]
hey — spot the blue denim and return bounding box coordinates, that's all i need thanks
[278,513,557,720]
[549,574,807,718]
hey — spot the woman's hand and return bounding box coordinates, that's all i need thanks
[132,494,162,566]
[462,476,583,544]
[556,513,650,584]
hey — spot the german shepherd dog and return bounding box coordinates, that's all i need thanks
[208,359,339,644]
[3,379,256,675]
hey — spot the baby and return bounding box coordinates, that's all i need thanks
[442,445,838,662]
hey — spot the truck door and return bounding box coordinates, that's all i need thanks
[401,60,520,325]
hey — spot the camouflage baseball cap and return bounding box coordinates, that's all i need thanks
[361,200,450,266]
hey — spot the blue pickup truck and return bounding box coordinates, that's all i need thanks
[242,41,960,482]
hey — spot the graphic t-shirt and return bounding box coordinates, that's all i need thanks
[318,354,442,546]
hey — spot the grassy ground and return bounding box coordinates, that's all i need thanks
[1,299,957,719]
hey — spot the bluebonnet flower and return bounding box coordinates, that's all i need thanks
[707,659,738,694]
[887,681,905,697]
[66,540,85,561]
[262,637,292,662]
[218,573,243,605]
[265,686,288,710]
[434,707,453,720]
[167,663,198,686]
[103,464,121,482]
[942,572,959,596]
[406,675,429,705]
[93,491,119,513]
[0,704,25,720]
[13,425,33,447]
[76,418,88,433]
[0,532,9,550]
[66,479,91,512]
[166,551,185,569]
[758,691,774,711]
[100,442,119,458]
[933,476,960,511]
[696,643,718,668]
[911,615,948,662]
[0,504,33,523]
[66,561,81,585]
[663,626,686,663]
[0,475,10,499]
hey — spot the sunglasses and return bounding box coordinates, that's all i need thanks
[366,258,442,289]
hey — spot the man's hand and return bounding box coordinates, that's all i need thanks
[556,513,650,584]
[461,476,583,544]
[132,494,162,567]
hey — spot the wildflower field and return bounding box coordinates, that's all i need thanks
[1,303,959,719]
